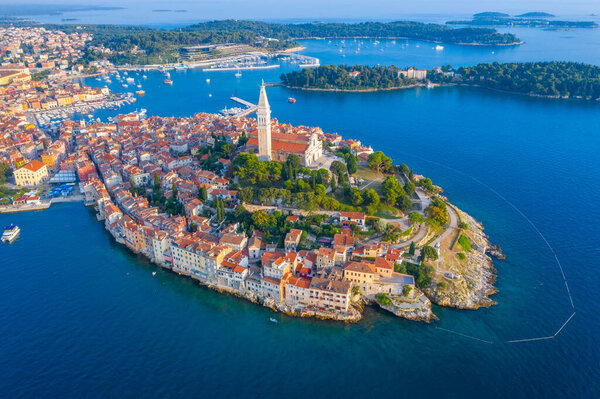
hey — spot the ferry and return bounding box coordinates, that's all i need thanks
[288,97,296,104]
[163,79,173,85]
[2,225,20,243]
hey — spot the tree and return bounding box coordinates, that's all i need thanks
[330,176,337,192]
[409,241,416,255]
[350,188,363,206]
[425,197,448,226]
[397,195,412,212]
[237,187,253,203]
[199,186,208,202]
[409,212,424,224]
[421,245,438,261]
[404,181,416,196]
[363,188,380,214]
[330,160,347,180]
[153,172,160,189]
[239,131,249,146]
[346,154,358,175]
[367,151,392,174]
[381,176,404,205]
[251,210,271,229]
[286,154,301,173]
[419,177,436,193]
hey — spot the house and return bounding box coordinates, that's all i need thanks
[247,235,264,260]
[339,211,366,230]
[315,247,336,269]
[308,277,351,312]
[13,160,48,186]
[284,229,303,252]
[219,233,247,251]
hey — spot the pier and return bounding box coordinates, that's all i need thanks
[222,96,258,118]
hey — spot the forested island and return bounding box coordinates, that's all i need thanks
[281,65,419,91]
[282,62,600,100]
[432,62,600,99]
[182,20,521,45]
[1,19,521,65]
[447,12,598,28]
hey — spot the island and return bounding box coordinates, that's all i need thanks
[281,62,600,100]
[280,64,422,92]
[447,12,598,28]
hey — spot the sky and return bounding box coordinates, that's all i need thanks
[2,0,600,21]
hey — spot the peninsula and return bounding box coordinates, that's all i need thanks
[0,25,503,323]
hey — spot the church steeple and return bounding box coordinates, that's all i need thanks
[257,81,272,161]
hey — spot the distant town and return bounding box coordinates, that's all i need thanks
[0,25,502,322]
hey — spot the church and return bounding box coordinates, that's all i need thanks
[246,82,323,167]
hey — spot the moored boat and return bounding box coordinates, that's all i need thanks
[288,97,296,104]
[163,79,173,85]
[2,224,20,243]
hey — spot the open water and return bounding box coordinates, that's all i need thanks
[1,25,599,398]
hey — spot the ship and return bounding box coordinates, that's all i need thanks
[288,97,296,103]
[163,79,173,85]
[2,225,20,243]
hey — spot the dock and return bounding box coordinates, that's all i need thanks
[225,96,258,118]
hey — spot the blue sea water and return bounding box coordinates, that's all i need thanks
[2,28,600,397]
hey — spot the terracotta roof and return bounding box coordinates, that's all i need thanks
[22,159,45,172]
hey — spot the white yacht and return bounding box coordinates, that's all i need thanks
[2,225,20,243]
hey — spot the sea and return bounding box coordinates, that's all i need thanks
[1,13,599,398]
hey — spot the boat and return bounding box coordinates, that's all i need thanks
[142,75,147,79]
[235,71,242,77]
[269,318,278,323]
[122,84,128,88]
[435,45,444,51]
[126,77,135,83]
[2,225,20,243]
[206,78,210,83]
[152,271,156,276]
[288,97,296,103]
[163,79,173,85]
[136,90,145,96]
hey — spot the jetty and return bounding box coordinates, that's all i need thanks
[223,96,257,118]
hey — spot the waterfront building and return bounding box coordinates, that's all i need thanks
[13,159,48,186]
[398,67,428,81]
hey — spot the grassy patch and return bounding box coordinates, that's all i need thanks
[457,252,467,260]
[401,226,413,236]
[458,235,472,252]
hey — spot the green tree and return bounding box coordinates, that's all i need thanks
[409,212,424,224]
[346,154,358,175]
[367,151,392,174]
[381,176,404,205]
[421,245,438,261]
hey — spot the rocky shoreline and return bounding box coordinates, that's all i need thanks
[425,206,500,310]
